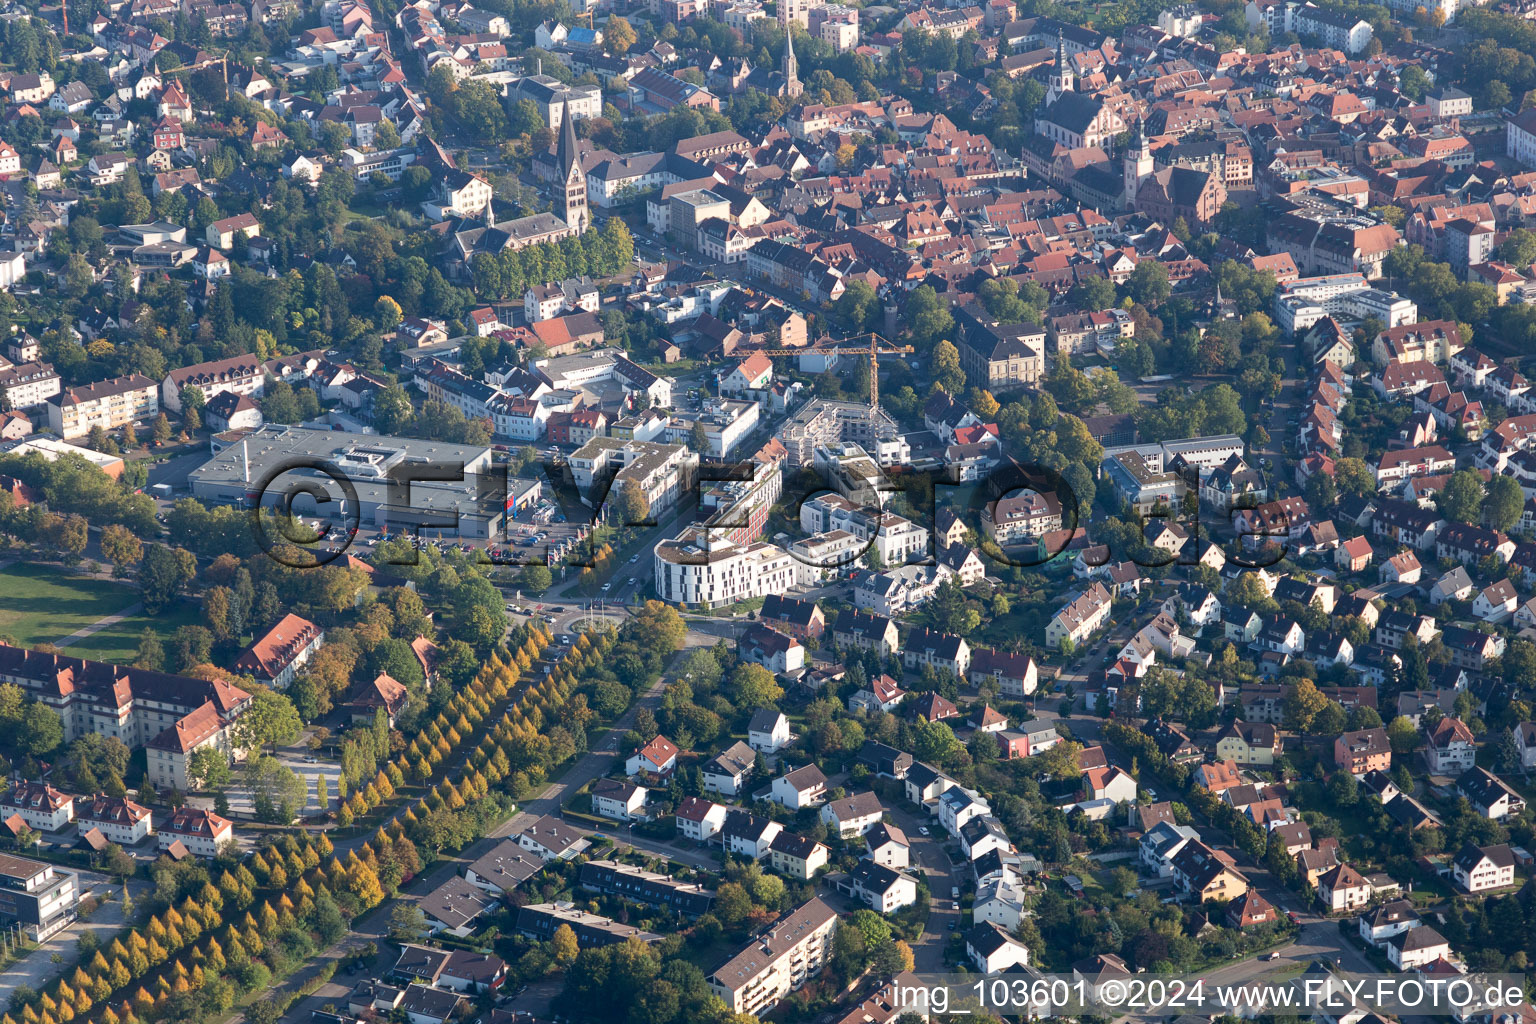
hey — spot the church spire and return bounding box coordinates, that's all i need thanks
[556,100,588,235]
[1048,32,1074,103]
[783,25,802,98]
[556,98,579,181]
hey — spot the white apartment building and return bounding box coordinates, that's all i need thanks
[0,362,61,411]
[1453,843,1515,893]
[75,794,154,845]
[0,782,74,832]
[158,806,234,858]
[570,437,697,521]
[0,645,252,796]
[655,529,798,607]
[664,399,760,457]
[798,494,929,565]
[1274,274,1417,335]
[162,353,267,413]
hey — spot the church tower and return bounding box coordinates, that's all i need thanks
[556,100,587,236]
[783,27,803,99]
[1047,33,1074,104]
[1123,119,1152,207]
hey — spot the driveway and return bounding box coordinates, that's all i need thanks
[0,873,151,995]
[884,802,957,972]
[218,749,342,819]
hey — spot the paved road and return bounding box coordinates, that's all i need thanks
[884,802,958,972]
[0,875,151,995]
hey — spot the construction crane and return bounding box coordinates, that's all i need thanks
[740,332,913,409]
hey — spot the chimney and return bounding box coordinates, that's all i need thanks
[242,439,250,484]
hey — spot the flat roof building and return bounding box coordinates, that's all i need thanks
[0,852,78,941]
[187,424,509,537]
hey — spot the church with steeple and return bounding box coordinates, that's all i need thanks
[1034,32,1124,150]
[445,99,590,269]
[556,97,588,235]
[1046,33,1074,105]
[783,28,803,99]
[1123,119,1153,208]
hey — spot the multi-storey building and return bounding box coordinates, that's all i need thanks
[75,793,154,845]
[780,399,909,467]
[46,374,159,439]
[1274,274,1417,335]
[707,898,838,1015]
[0,362,61,412]
[654,529,798,607]
[0,645,251,795]
[799,494,929,565]
[0,853,78,941]
[577,860,715,916]
[570,437,698,522]
[0,781,73,832]
[234,613,325,690]
[159,806,233,858]
[954,303,1045,391]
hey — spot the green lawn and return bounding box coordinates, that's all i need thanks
[65,600,203,664]
[0,563,142,651]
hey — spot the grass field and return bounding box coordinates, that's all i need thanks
[0,563,141,651]
[66,600,203,664]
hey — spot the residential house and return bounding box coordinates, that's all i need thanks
[1387,926,1451,971]
[1457,767,1526,820]
[748,710,792,753]
[1452,842,1516,893]
[1424,717,1476,775]
[1317,862,1372,912]
[1334,728,1391,774]
[676,797,729,842]
[721,809,783,859]
[965,922,1032,973]
[768,831,829,880]
[626,735,680,778]
[703,741,757,796]
[233,613,324,690]
[591,778,647,821]
[1216,722,1281,765]
[836,861,918,913]
[770,765,828,810]
[821,792,884,838]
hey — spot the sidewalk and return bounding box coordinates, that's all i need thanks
[54,602,143,648]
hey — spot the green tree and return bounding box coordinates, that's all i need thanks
[373,384,414,434]
[904,285,953,347]
[606,15,637,53]
[1335,457,1376,497]
[231,689,303,755]
[1283,678,1328,732]
[931,339,965,394]
[244,755,306,822]
[1386,715,1421,754]
[728,663,783,709]
[1499,227,1536,268]
[1126,261,1171,306]
[137,544,197,613]
[617,479,650,526]
[833,280,879,333]
[1484,474,1524,532]
[187,747,232,791]
[520,563,553,594]
[1436,469,1485,524]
